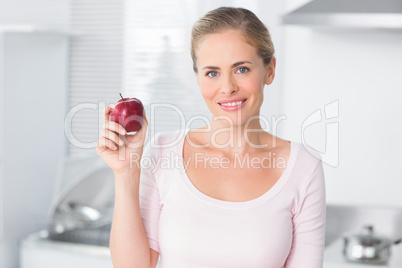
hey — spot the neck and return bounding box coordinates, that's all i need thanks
[206,116,270,156]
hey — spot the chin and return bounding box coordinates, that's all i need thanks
[210,113,250,128]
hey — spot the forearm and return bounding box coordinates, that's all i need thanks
[110,170,151,268]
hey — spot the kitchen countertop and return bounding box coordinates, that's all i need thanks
[21,230,161,268]
[21,230,111,257]
[324,238,402,268]
[25,230,402,268]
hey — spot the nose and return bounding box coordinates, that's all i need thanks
[220,74,238,95]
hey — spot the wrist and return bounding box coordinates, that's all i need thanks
[114,169,142,192]
[114,168,141,178]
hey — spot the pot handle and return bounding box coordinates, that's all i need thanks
[376,237,402,251]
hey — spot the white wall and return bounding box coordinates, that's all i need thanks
[281,2,402,207]
[0,33,4,268]
[0,1,69,268]
[257,0,286,120]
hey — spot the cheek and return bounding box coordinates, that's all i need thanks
[238,73,265,93]
[200,88,215,103]
[198,78,217,99]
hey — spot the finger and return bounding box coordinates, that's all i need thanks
[140,117,148,137]
[103,120,127,136]
[139,119,148,134]
[97,136,118,150]
[101,129,125,146]
[138,112,148,133]
[103,106,112,121]
[143,112,148,126]
[137,112,148,138]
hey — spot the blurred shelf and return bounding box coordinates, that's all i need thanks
[0,24,82,36]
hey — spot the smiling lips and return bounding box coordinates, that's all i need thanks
[218,98,247,111]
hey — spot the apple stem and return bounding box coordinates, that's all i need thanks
[119,93,123,100]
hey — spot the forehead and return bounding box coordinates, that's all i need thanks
[196,30,259,65]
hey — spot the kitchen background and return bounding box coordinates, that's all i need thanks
[1,0,402,267]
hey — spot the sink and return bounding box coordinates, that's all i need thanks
[47,221,111,247]
[45,154,115,247]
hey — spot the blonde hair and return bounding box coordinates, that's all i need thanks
[191,7,275,72]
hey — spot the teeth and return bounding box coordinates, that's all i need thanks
[220,100,244,107]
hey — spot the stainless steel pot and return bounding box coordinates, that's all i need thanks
[48,202,103,234]
[343,225,402,265]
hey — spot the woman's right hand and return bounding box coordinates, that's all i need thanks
[96,106,148,175]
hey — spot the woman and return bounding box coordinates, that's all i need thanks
[97,7,326,268]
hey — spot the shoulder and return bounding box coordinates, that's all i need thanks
[287,141,325,188]
[144,129,186,156]
[292,141,322,169]
[289,142,326,210]
[146,129,185,146]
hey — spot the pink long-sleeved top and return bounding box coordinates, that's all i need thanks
[139,129,326,268]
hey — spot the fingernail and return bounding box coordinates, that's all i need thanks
[119,140,124,146]
[121,129,126,135]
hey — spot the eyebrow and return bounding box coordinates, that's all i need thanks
[202,61,252,70]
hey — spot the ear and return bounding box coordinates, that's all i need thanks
[264,57,276,86]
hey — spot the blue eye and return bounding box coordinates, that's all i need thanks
[237,67,249,74]
[207,71,218,78]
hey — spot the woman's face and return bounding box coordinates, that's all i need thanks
[195,29,276,127]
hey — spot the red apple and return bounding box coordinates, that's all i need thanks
[109,93,144,133]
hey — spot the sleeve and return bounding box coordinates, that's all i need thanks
[284,160,326,268]
[139,140,162,253]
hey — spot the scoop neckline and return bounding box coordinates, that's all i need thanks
[177,128,299,209]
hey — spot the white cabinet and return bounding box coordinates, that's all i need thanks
[0,31,68,268]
